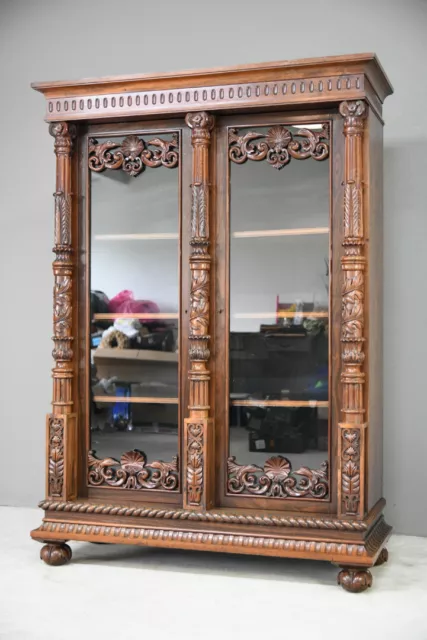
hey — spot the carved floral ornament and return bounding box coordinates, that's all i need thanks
[88,449,179,491]
[227,455,328,499]
[88,133,179,177]
[229,123,329,170]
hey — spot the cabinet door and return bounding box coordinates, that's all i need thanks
[82,119,188,502]
[214,112,340,511]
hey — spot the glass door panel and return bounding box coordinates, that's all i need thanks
[88,129,181,492]
[227,121,330,500]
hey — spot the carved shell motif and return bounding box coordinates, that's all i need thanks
[264,456,291,481]
[121,135,144,159]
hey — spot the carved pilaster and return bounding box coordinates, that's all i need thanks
[338,101,367,518]
[184,112,215,510]
[47,122,77,500]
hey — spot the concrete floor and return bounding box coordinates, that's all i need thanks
[1,507,426,640]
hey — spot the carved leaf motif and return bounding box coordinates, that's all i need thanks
[343,462,360,494]
[344,181,363,239]
[48,418,64,498]
[186,423,204,505]
[54,192,72,246]
[191,184,208,238]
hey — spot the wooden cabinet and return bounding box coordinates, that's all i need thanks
[31,54,393,591]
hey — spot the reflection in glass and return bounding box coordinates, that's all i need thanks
[228,124,330,492]
[89,133,179,470]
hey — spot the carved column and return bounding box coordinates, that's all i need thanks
[46,122,77,501]
[183,112,215,510]
[338,101,367,519]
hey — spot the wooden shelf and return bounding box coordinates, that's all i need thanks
[230,399,328,408]
[93,348,178,363]
[233,311,328,319]
[93,396,178,404]
[94,233,179,241]
[232,227,329,238]
[93,313,178,320]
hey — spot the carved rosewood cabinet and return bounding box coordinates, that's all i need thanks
[31,54,393,592]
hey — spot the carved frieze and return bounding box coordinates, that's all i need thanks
[227,455,329,499]
[88,133,179,176]
[88,450,179,491]
[229,123,329,169]
[43,73,367,123]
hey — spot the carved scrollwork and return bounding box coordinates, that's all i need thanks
[186,424,204,505]
[48,417,65,497]
[88,449,179,491]
[227,455,329,499]
[88,133,179,176]
[229,123,329,169]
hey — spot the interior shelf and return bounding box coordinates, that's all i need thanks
[233,311,328,319]
[93,396,178,404]
[93,313,179,320]
[232,227,329,238]
[94,227,329,241]
[230,399,329,408]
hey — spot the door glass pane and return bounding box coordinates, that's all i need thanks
[227,123,330,499]
[88,131,180,490]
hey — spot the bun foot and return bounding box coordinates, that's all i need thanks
[337,567,372,593]
[40,543,72,566]
[374,548,389,566]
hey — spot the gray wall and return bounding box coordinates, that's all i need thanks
[0,0,426,535]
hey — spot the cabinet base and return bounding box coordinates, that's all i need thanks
[32,498,391,589]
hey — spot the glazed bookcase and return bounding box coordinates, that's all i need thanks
[31,53,393,592]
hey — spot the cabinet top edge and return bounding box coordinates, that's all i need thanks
[31,53,393,101]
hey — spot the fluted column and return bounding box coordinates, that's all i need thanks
[338,101,367,518]
[183,112,215,510]
[46,122,77,500]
